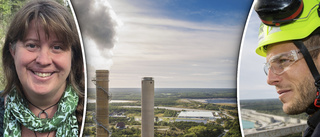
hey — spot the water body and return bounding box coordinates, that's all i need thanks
[205,98,237,104]
[242,120,255,129]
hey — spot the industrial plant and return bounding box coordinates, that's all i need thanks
[141,77,155,137]
[92,70,156,137]
[87,70,237,137]
[242,109,307,137]
[92,70,111,137]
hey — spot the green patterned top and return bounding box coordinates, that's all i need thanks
[3,85,79,137]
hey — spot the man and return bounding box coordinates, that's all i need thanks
[254,0,320,136]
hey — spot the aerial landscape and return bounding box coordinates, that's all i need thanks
[84,87,240,137]
[74,0,252,136]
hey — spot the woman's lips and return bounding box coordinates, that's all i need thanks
[30,69,55,78]
[34,72,53,77]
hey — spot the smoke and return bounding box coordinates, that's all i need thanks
[71,0,119,63]
[71,0,120,87]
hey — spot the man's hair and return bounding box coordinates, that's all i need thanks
[304,33,320,59]
[1,0,84,130]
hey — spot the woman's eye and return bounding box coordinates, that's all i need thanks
[25,44,38,51]
[26,44,36,48]
[52,45,67,53]
[53,46,62,50]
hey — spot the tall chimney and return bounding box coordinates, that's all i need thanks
[141,77,154,137]
[95,70,109,137]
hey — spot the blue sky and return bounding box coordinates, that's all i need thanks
[73,0,253,88]
[141,0,252,25]
[238,8,278,100]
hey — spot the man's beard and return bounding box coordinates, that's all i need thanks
[283,76,316,115]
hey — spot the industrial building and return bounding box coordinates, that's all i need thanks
[175,111,219,123]
[92,71,155,137]
[175,118,208,124]
[178,111,215,120]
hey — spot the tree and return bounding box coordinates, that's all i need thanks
[188,126,208,137]
[224,119,241,137]
[187,125,223,137]
[0,0,28,89]
[184,133,197,137]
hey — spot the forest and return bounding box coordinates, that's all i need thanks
[84,109,240,137]
[88,88,236,100]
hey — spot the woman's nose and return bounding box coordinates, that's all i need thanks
[35,47,52,66]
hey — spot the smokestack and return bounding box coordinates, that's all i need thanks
[95,70,110,137]
[141,77,154,137]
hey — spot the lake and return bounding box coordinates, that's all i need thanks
[242,120,255,129]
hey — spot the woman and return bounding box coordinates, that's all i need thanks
[0,0,85,136]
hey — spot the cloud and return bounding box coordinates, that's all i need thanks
[108,3,243,88]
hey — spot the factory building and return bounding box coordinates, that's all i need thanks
[178,111,215,120]
[175,111,218,123]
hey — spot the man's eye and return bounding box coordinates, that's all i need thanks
[276,57,294,68]
[278,58,290,63]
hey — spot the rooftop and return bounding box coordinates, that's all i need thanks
[178,111,214,118]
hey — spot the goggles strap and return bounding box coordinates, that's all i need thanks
[293,41,320,112]
[293,41,320,78]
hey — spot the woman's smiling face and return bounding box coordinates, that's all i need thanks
[11,19,72,97]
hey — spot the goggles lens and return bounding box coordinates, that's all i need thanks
[264,50,302,75]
